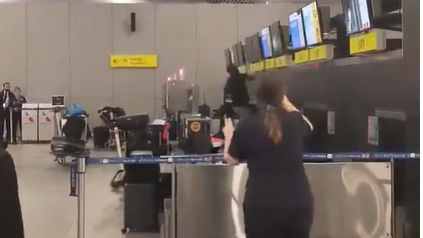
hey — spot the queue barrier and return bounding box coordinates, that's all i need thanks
[69,152,419,238]
[85,152,419,165]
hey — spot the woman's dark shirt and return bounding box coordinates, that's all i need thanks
[228,110,312,208]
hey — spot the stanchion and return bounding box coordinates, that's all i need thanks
[76,157,86,238]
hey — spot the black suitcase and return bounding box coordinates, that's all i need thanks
[123,183,159,233]
[93,126,109,148]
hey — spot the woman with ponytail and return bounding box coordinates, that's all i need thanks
[223,77,313,238]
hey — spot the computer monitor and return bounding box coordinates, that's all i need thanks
[344,0,372,35]
[302,1,323,46]
[251,33,263,62]
[289,10,307,50]
[52,95,65,106]
[244,36,253,63]
[232,44,239,66]
[269,21,289,56]
[224,49,232,67]
[237,42,246,65]
[260,26,273,59]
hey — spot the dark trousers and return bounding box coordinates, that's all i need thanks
[0,109,11,143]
[244,205,313,238]
[12,111,22,143]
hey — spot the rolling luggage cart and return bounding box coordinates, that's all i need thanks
[51,114,89,165]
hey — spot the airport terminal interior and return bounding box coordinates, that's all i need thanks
[0,0,420,238]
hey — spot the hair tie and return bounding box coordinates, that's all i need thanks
[267,104,273,111]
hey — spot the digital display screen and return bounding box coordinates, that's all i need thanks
[302,2,322,46]
[238,43,246,65]
[346,0,371,34]
[52,95,65,106]
[270,21,285,56]
[231,45,238,66]
[244,37,253,63]
[357,0,371,30]
[289,11,306,50]
[260,27,273,58]
[224,49,232,66]
[251,33,263,62]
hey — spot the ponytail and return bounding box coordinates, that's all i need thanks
[264,105,282,144]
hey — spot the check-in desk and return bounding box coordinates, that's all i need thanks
[173,160,418,238]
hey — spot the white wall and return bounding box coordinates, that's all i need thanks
[0,2,314,126]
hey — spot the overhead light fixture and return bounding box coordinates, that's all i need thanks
[94,0,146,3]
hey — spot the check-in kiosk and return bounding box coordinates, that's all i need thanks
[21,103,38,142]
[38,103,55,142]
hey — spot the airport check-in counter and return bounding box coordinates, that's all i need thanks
[170,160,418,238]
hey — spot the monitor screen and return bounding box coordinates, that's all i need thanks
[52,95,65,106]
[237,42,246,65]
[289,11,306,50]
[244,36,253,63]
[230,49,235,66]
[260,27,273,58]
[345,0,371,34]
[251,33,263,62]
[224,49,232,67]
[302,2,323,46]
[270,21,286,56]
[232,44,239,66]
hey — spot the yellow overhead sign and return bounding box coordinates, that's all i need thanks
[110,54,158,68]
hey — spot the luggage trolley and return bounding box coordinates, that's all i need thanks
[51,112,89,165]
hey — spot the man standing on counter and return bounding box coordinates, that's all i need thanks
[223,64,250,120]
[0,82,16,143]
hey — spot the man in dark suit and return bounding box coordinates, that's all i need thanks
[0,82,16,143]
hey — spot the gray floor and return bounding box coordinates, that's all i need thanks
[10,143,159,238]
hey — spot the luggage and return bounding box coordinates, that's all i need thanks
[145,124,169,156]
[67,104,86,117]
[62,117,87,140]
[124,183,158,233]
[98,106,126,124]
[93,126,109,148]
[123,151,160,233]
[124,151,160,184]
[114,114,149,132]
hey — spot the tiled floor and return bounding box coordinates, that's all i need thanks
[10,143,159,238]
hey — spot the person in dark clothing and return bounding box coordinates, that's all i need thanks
[0,147,25,238]
[223,77,314,238]
[223,64,250,108]
[11,87,27,144]
[0,82,16,143]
